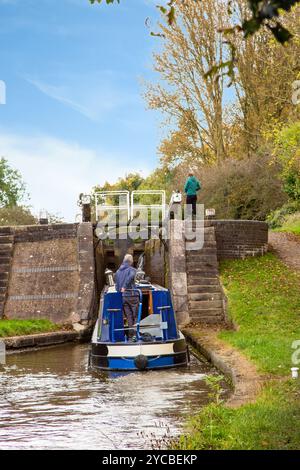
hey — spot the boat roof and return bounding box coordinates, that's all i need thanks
[104,283,168,295]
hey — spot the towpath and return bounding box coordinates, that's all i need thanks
[268,231,300,272]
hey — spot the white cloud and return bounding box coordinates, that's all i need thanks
[25,75,139,122]
[26,78,96,120]
[0,130,151,221]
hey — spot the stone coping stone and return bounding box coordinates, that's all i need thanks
[211,220,268,226]
[3,330,87,350]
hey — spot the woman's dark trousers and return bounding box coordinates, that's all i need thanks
[186,195,197,216]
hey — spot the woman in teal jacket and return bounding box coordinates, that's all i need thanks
[184,171,201,216]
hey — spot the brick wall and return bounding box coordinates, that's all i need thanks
[211,220,268,259]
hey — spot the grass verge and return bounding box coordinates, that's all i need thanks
[174,380,300,450]
[173,254,300,450]
[0,319,61,338]
[219,253,300,375]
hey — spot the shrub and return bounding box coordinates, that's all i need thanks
[174,155,287,220]
[266,200,300,228]
[279,212,300,235]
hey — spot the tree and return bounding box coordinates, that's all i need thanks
[140,165,175,200]
[158,114,217,171]
[145,0,230,164]
[90,0,300,82]
[147,1,300,163]
[94,172,145,194]
[228,2,300,157]
[272,121,300,200]
[93,172,145,218]
[0,206,36,227]
[90,0,300,44]
[0,158,27,207]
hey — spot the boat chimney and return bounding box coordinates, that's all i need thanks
[105,269,115,287]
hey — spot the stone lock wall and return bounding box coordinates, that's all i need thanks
[3,223,96,325]
[144,225,190,326]
[167,220,190,326]
[144,238,166,287]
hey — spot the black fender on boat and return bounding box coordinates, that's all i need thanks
[134,355,148,370]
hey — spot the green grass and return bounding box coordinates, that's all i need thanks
[172,254,300,450]
[174,380,300,450]
[274,212,300,235]
[219,253,300,375]
[0,319,60,338]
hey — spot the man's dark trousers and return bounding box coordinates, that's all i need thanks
[186,195,197,216]
[123,294,139,336]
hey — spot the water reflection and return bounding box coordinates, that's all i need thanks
[0,344,229,450]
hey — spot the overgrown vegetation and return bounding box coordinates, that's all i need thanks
[173,254,300,450]
[0,319,60,338]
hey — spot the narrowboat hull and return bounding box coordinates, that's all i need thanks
[89,281,189,372]
[90,334,189,371]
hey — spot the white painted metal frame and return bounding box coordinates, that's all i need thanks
[130,190,166,221]
[94,191,130,222]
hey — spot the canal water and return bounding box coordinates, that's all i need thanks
[0,344,230,450]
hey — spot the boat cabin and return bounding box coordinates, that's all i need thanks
[96,283,179,344]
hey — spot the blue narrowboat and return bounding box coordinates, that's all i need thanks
[89,281,189,371]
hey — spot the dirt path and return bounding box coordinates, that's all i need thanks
[268,231,300,272]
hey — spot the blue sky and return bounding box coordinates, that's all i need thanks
[0,0,163,221]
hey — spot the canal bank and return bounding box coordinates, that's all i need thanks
[172,253,300,450]
[3,328,92,352]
